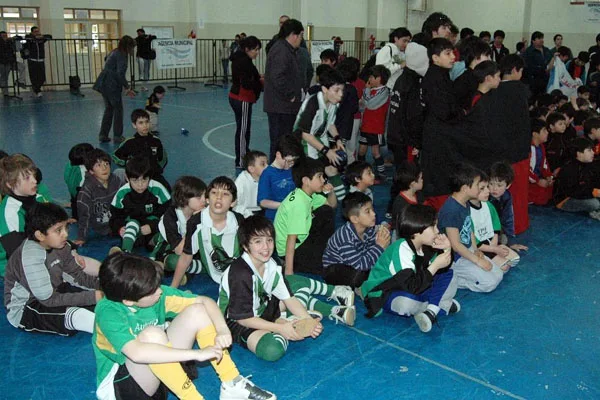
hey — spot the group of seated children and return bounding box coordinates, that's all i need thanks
[4,29,600,400]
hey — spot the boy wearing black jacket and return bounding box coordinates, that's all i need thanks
[109,156,170,253]
[554,138,600,219]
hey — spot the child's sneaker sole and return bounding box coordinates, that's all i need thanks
[343,307,356,326]
[414,311,435,333]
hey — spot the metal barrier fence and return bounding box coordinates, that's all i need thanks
[3,38,374,95]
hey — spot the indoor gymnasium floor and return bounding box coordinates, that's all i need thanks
[0,83,598,400]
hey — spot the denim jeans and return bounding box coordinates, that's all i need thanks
[137,57,150,81]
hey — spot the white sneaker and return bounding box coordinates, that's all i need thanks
[220,375,276,400]
[329,305,356,326]
[108,246,122,256]
[329,285,354,307]
[36,92,42,97]
[414,310,436,333]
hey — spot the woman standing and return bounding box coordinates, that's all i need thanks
[229,36,263,171]
[94,35,136,143]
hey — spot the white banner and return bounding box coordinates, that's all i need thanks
[310,40,334,63]
[154,39,196,70]
[586,3,600,22]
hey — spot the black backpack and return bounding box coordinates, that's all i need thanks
[359,45,393,82]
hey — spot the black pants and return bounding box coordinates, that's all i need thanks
[27,60,45,93]
[294,205,335,276]
[99,94,124,140]
[324,263,370,289]
[229,97,253,168]
[267,112,296,161]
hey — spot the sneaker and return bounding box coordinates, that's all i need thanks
[414,310,436,333]
[99,136,111,143]
[448,299,461,315]
[113,136,125,144]
[140,86,149,92]
[329,305,356,326]
[108,246,122,256]
[329,285,354,307]
[36,92,42,98]
[220,375,276,400]
[589,210,600,220]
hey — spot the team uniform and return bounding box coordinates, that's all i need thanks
[438,197,503,293]
[233,171,261,217]
[529,142,554,206]
[274,188,334,275]
[110,180,170,251]
[92,285,196,400]
[4,240,98,335]
[361,238,457,319]
[470,200,520,268]
[0,193,48,277]
[181,207,243,284]
[293,91,346,201]
[63,161,87,220]
[112,133,169,189]
[218,253,291,355]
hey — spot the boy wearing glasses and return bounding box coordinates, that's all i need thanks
[74,149,124,246]
[171,176,245,288]
[258,134,304,221]
[109,156,171,254]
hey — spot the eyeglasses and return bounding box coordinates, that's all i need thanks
[210,246,236,272]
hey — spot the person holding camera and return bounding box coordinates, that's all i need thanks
[24,26,51,97]
[0,31,27,96]
[135,28,156,91]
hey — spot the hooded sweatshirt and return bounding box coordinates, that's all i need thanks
[76,172,123,240]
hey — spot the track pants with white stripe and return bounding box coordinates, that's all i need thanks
[229,97,253,168]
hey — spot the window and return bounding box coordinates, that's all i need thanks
[63,8,120,53]
[0,6,40,37]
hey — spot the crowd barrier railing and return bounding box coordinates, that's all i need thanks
[2,38,373,96]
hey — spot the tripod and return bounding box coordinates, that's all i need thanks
[204,40,223,88]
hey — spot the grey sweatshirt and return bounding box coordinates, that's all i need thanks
[4,240,98,328]
[76,172,123,240]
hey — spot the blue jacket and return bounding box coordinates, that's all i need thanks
[93,50,130,101]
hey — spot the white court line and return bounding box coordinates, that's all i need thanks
[347,326,526,400]
[202,122,236,159]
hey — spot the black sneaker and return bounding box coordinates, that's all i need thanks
[99,136,111,143]
[414,310,437,333]
[449,299,461,314]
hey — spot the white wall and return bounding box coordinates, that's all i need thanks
[429,0,599,53]
[3,0,599,50]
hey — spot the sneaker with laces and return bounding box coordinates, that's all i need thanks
[329,305,356,326]
[414,310,436,333]
[329,285,354,307]
[220,375,276,400]
[448,299,461,315]
[589,210,600,220]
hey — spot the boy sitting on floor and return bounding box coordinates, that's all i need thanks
[93,252,275,400]
[218,215,356,362]
[171,176,244,288]
[344,161,375,201]
[274,158,337,276]
[4,203,100,336]
[322,192,390,290]
[233,150,268,218]
[109,156,171,254]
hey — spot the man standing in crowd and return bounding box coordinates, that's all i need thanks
[263,18,304,160]
[265,15,289,54]
[523,31,552,98]
[135,28,156,91]
[0,31,26,96]
[24,26,51,97]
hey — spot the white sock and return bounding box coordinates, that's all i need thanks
[427,304,441,316]
[65,307,95,333]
